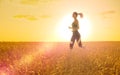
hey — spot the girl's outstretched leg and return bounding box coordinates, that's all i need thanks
[78,39,82,47]
[70,35,75,49]
[77,34,82,48]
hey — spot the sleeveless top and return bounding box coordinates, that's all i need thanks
[72,21,79,32]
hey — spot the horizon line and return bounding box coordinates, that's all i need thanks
[0,41,120,43]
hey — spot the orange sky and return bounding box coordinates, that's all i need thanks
[0,0,120,42]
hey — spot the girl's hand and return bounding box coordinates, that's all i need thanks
[69,26,72,29]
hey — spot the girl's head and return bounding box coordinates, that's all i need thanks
[72,12,83,19]
[72,12,78,19]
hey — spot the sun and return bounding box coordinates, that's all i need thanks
[56,14,92,41]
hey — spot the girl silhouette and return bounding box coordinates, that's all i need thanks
[69,12,83,49]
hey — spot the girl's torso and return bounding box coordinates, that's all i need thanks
[72,19,79,31]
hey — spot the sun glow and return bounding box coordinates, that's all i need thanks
[79,17,92,41]
[56,14,92,41]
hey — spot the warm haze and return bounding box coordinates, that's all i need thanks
[0,0,120,42]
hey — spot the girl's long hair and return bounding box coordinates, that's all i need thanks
[73,12,83,18]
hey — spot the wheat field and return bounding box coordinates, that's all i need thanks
[0,42,120,75]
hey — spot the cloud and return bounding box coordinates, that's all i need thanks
[20,0,60,5]
[14,15,37,21]
[99,10,116,19]
[8,0,61,5]
[7,0,39,5]
[100,10,116,15]
[14,14,52,21]
[9,0,13,2]
[39,0,60,3]
[20,0,39,5]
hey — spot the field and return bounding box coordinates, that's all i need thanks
[0,42,120,75]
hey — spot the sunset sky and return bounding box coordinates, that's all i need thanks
[0,0,120,42]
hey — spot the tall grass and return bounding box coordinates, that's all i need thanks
[0,42,120,75]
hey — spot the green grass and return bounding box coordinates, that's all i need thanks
[0,42,120,75]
